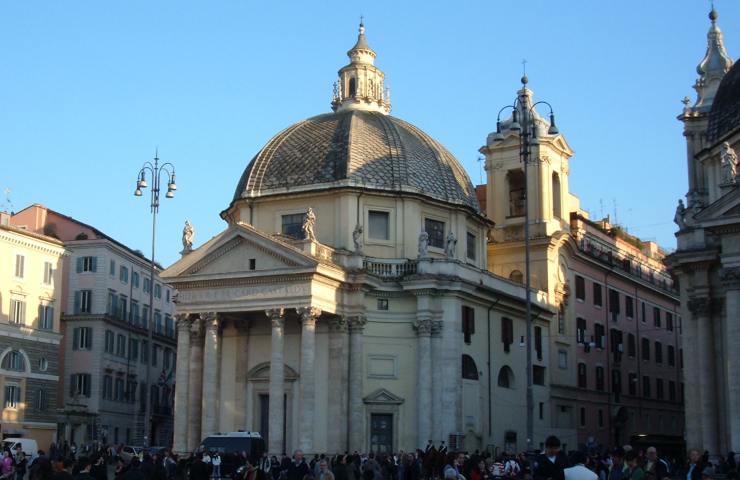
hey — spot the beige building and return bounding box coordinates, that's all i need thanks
[162,24,562,456]
[667,7,739,455]
[0,212,66,448]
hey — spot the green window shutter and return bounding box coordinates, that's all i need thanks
[74,291,81,314]
[91,257,98,272]
[73,328,80,350]
[76,257,83,273]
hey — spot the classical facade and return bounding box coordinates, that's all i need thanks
[480,81,681,452]
[0,212,66,448]
[162,24,561,456]
[667,7,739,454]
[11,204,177,447]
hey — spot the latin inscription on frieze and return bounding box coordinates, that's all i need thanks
[177,283,309,304]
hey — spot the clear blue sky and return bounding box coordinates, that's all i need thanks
[2,1,738,266]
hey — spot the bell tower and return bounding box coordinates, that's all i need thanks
[331,22,391,115]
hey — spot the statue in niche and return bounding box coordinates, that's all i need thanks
[445,232,457,258]
[418,231,429,258]
[303,207,317,241]
[352,224,364,253]
[674,199,687,230]
[721,142,739,184]
[182,220,194,252]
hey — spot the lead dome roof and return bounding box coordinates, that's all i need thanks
[233,109,481,212]
[708,60,740,143]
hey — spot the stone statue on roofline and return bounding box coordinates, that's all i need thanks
[674,199,687,231]
[418,231,429,258]
[303,207,317,241]
[352,224,364,253]
[445,231,457,258]
[182,220,194,253]
[721,142,738,184]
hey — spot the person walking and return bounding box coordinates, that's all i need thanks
[533,437,569,480]
[564,452,597,480]
[318,461,335,480]
[211,453,222,480]
[684,450,704,480]
[286,451,309,480]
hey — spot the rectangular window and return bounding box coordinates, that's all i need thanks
[4,384,21,409]
[535,326,543,361]
[628,333,636,357]
[466,232,476,260]
[104,330,115,353]
[539,402,544,420]
[655,341,663,363]
[595,366,605,391]
[43,261,53,285]
[641,302,646,323]
[107,291,118,316]
[578,363,587,388]
[165,315,174,337]
[609,289,620,316]
[249,259,256,270]
[132,271,140,288]
[115,378,125,401]
[575,275,585,301]
[368,210,390,240]
[502,317,513,353]
[281,213,306,239]
[102,375,113,400]
[119,266,128,283]
[10,299,26,324]
[163,348,172,370]
[35,388,48,410]
[143,277,151,294]
[669,381,677,402]
[462,306,475,344]
[643,376,651,398]
[141,341,149,364]
[656,378,664,400]
[15,254,25,278]
[576,317,586,344]
[129,339,139,361]
[152,344,161,367]
[109,259,115,276]
[118,295,127,321]
[533,365,546,386]
[154,283,161,299]
[377,298,388,311]
[558,350,568,369]
[557,305,565,335]
[668,345,675,366]
[598,409,604,428]
[625,295,634,319]
[131,301,139,326]
[642,338,650,360]
[75,290,93,314]
[666,312,674,331]
[653,307,661,327]
[142,306,150,329]
[69,373,92,397]
[73,327,93,350]
[628,373,637,396]
[116,334,126,357]
[39,304,54,330]
[424,218,445,249]
[154,311,163,334]
[579,407,586,427]
[594,323,605,349]
[593,283,603,307]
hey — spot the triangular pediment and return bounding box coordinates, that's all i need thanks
[161,223,319,279]
[694,187,740,225]
[363,388,404,405]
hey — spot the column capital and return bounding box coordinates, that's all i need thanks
[329,316,348,333]
[200,312,219,329]
[297,306,322,325]
[176,314,192,331]
[430,320,443,336]
[720,267,740,290]
[688,297,711,316]
[347,315,367,333]
[414,318,433,336]
[190,316,204,338]
[266,308,285,328]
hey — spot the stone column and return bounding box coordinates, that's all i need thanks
[187,317,204,451]
[173,314,191,454]
[415,317,433,450]
[297,306,321,453]
[440,297,463,444]
[327,317,349,454]
[267,308,285,455]
[348,315,367,452]
[431,320,443,444]
[201,312,220,438]
[683,305,702,450]
[721,268,740,451]
[690,297,718,454]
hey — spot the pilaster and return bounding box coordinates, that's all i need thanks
[201,312,220,439]
[173,314,191,454]
[348,315,367,452]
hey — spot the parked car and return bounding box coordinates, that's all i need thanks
[2,438,39,462]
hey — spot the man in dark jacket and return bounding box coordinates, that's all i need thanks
[123,459,146,480]
[533,436,569,480]
[189,455,210,480]
[287,451,309,480]
[73,458,95,480]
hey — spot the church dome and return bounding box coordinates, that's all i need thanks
[708,59,740,143]
[233,109,481,212]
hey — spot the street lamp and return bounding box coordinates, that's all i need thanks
[133,149,177,448]
[493,75,559,451]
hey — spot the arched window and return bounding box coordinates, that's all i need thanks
[552,172,562,219]
[497,366,515,388]
[462,354,479,380]
[507,170,526,217]
[1,350,26,372]
[349,78,357,97]
[509,270,524,284]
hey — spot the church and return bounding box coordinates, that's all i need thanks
[161,24,563,455]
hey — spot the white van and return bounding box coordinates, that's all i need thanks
[2,438,39,461]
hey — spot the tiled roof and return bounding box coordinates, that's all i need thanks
[708,60,740,143]
[233,110,481,212]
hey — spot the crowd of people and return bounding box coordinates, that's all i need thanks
[1,436,737,480]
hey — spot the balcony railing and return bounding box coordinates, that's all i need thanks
[363,258,418,278]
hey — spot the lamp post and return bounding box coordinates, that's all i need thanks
[492,75,558,451]
[133,150,177,447]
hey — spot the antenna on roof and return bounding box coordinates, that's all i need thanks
[1,188,13,213]
[477,156,485,185]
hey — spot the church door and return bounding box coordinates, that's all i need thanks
[259,393,287,453]
[370,414,393,454]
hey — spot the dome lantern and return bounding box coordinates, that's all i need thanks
[691,6,733,113]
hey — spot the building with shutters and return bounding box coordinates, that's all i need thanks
[0,211,66,448]
[10,204,177,447]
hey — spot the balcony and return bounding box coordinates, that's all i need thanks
[363,258,418,279]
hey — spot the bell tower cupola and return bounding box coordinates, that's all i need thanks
[331,22,391,114]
